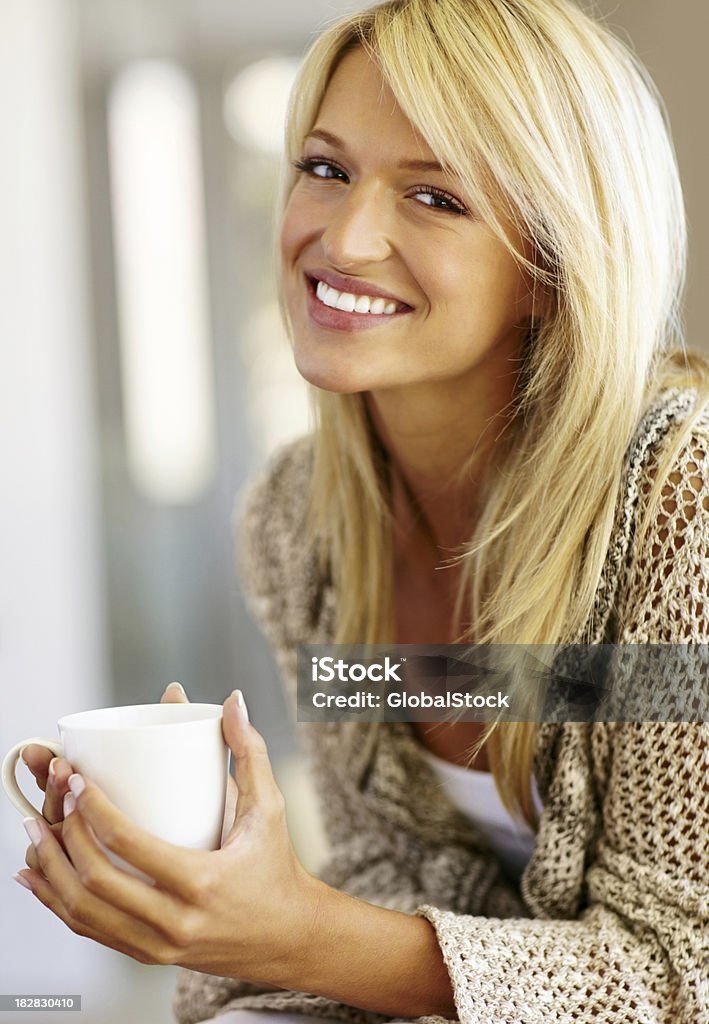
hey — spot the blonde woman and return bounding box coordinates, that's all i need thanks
[17,1,709,1022]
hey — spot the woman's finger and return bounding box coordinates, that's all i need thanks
[60,799,183,935]
[222,691,283,835]
[63,774,202,896]
[20,747,74,825]
[41,757,74,825]
[160,681,189,704]
[19,820,176,963]
[220,776,239,846]
[25,821,66,873]
[15,868,140,956]
[20,744,54,792]
[15,867,172,965]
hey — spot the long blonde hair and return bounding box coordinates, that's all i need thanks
[277,0,709,826]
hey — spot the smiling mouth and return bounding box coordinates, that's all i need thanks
[306,275,410,316]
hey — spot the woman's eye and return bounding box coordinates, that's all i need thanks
[292,157,348,182]
[412,187,467,216]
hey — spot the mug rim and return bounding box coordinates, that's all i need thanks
[57,702,224,731]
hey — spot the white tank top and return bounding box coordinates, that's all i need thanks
[420,747,543,881]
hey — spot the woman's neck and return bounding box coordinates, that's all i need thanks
[366,380,516,557]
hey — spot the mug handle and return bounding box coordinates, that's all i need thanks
[2,737,64,819]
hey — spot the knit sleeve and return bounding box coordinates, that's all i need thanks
[415,425,709,1024]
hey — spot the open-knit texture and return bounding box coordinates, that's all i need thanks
[173,388,709,1024]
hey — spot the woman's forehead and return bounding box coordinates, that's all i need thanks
[311,47,443,169]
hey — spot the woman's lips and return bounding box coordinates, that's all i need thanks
[304,274,413,333]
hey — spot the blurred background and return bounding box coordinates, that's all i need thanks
[1,0,707,1021]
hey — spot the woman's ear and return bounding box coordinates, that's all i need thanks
[517,277,554,333]
[530,280,555,323]
[526,236,558,325]
[516,235,556,328]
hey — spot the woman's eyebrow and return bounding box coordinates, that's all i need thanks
[305,128,445,173]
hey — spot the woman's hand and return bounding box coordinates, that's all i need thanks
[15,690,322,987]
[21,745,74,828]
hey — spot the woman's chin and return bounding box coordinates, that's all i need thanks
[293,352,371,395]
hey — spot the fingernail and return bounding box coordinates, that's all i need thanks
[63,793,76,817]
[13,872,32,891]
[164,681,186,696]
[23,818,42,847]
[232,689,249,723]
[19,746,28,765]
[48,757,59,778]
[68,774,85,798]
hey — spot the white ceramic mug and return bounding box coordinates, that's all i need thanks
[2,703,228,856]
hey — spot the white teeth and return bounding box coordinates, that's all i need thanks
[313,279,401,315]
[317,281,341,309]
[324,285,340,308]
[335,291,356,312]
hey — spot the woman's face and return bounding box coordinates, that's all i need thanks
[280,47,537,397]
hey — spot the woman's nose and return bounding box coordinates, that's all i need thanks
[320,185,392,269]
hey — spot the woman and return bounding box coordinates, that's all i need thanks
[18,1,709,1022]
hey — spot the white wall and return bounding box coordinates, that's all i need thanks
[0,1,124,1017]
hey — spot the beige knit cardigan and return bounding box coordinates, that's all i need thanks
[174,388,709,1024]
